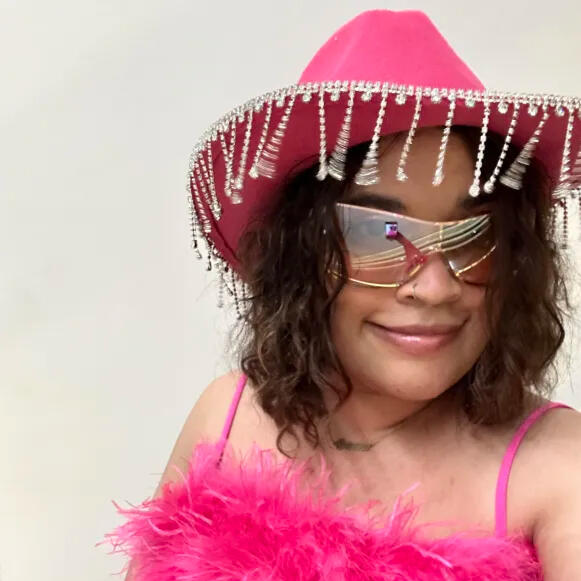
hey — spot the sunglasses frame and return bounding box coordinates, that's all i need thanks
[333,202,497,288]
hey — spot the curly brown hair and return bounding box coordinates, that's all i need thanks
[234,127,572,459]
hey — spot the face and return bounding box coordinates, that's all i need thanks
[330,127,491,403]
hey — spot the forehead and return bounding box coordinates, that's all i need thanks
[347,127,488,221]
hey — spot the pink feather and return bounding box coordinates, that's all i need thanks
[99,439,542,580]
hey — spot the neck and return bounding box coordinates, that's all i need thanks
[320,378,462,452]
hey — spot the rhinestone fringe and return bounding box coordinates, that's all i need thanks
[316,85,329,180]
[432,94,456,186]
[185,84,580,313]
[396,89,423,182]
[483,103,520,194]
[328,84,356,181]
[256,92,297,179]
[232,108,254,202]
[500,108,550,190]
[554,108,575,200]
[354,85,389,186]
[469,97,491,197]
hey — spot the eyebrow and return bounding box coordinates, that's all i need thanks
[345,192,489,213]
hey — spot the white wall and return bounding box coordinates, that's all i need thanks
[1,1,580,579]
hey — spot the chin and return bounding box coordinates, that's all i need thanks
[348,358,470,402]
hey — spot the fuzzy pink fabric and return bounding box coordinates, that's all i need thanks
[101,439,542,580]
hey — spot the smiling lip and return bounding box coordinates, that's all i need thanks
[367,322,464,355]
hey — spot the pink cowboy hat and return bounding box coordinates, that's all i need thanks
[186,9,580,292]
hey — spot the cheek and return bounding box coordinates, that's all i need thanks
[463,286,490,344]
[328,283,490,398]
[330,284,392,334]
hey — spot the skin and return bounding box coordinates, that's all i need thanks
[324,127,491,446]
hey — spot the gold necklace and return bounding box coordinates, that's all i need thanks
[324,401,433,452]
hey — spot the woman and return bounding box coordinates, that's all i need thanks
[103,9,581,580]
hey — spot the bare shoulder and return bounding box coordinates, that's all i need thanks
[527,401,581,485]
[511,399,581,526]
[152,370,244,497]
[518,400,581,452]
[525,403,581,578]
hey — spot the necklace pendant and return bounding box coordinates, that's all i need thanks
[332,438,375,452]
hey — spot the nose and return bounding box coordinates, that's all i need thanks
[397,253,462,305]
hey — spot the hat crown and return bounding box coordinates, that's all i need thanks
[299,10,485,91]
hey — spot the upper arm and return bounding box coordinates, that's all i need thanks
[533,408,581,580]
[123,371,241,580]
[152,370,242,498]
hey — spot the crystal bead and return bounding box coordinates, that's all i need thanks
[248,165,259,179]
[469,183,480,197]
[465,97,476,108]
[430,89,442,104]
[528,104,539,116]
[396,168,408,182]
[483,181,494,194]
[556,105,566,117]
[302,92,312,103]
[276,97,285,108]
[361,91,372,102]
[498,101,509,114]
[330,90,340,102]
[396,92,407,105]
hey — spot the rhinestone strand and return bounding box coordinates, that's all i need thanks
[553,107,575,200]
[316,85,329,180]
[204,147,218,208]
[198,151,221,218]
[205,244,213,271]
[189,167,212,234]
[354,85,389,186]
[230,269,242,318]
[218,130,232,199]
[186,183,203,259]
[396,89,424,182]
[256,91,297,179]
[328,84,356,181]
[249,100,273,179]
[224,118,238,198]
[560,198,569,248]
[194,161,219,220]
[483,103,521,194]
[217,264,225,308]
[432,94,456,186]
[241,278,248,308]
[500,108,550,190]
[232,108,254,202]
[469,98,491,197]
[549,202,558,239]
[572,144,581,192]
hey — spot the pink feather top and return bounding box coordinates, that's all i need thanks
[101,374,571,580]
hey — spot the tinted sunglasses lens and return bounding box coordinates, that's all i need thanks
[339,207,413,285]
[443,220,495,284]
[337,203,495,286]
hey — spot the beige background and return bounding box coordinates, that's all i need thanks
[1,1,580,579]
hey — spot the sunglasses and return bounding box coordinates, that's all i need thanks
[334,202,496,288]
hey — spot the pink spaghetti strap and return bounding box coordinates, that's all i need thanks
[494,401,572,536]
[215,373,248,467]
